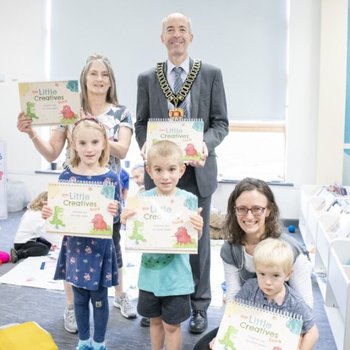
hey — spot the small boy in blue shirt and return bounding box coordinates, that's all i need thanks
[234,238,319,350]
[121,140,203,350]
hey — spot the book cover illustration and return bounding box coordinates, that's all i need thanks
[46,182,115,238]
[146,119,204,161]
[213,300,302,350]
[18,80,80,126]
[125,195,198,254]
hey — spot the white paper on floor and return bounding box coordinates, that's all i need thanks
[0,239,225,306]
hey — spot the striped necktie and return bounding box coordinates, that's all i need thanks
[172,67,188,118]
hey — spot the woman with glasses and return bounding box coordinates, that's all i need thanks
[220,177,313,306]
[194,177,313,349]
[17,53,135,333]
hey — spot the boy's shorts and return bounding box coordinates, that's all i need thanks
[113,221,123,269]
[137,289,191,325]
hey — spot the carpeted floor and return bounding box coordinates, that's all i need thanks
[0,210,337,349]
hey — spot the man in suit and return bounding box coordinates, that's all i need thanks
[135,12,228,334]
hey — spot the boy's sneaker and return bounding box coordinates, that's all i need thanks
[113,293,137,319]
[10,249,18,263]
[64,307,78,333]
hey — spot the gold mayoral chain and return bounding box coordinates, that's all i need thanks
[156,59,201,119]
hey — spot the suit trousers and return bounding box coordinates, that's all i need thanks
[190,193,211,311]
[178,166,212,311]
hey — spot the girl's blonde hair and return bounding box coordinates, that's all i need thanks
[253,238,293,274]
[28,191,48,211]
[146,140,183,166]
[70,118,110,167]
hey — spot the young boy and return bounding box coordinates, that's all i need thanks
[235,238,319,350]
[121,140,203,350]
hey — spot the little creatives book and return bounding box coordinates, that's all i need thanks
[125,195,198,254]
[18,80,80,125]
[46,182,115,238]
[213,300,302,350]
[146,119,204,161]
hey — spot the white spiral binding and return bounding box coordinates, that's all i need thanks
[54,180,107,186]
[148,118,203,122]
[234,298,303,321]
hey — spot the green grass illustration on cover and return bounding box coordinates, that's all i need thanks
[125,195,198,254]
[146,119,204,161]
[213,300,302,350]
[18,80,80,125]
[47,182,115,238]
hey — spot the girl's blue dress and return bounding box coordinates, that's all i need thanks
[54,168,120,290]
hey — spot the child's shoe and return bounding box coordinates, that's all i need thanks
[113,292,137,319]
[76,339,93,350]
[64,306,78,333]
[91,340,107,350]
[76,346,93,350]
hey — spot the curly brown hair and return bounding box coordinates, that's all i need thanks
[223,177,281,245]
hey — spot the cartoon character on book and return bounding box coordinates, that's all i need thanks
[60,105,77,123]
[91,213,108,230]
[174,226,192,244]
[185,143,198,158]
[129,220,145,244]
[50,206,65,229]
[218,325,238,350]
[26,101,39,120]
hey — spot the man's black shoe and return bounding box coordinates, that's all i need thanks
[140,317,150,327]
[189,310,208,334]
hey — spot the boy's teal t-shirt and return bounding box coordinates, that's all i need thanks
[137,187,196,297]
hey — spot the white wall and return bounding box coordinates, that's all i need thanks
[0,0,347,219]
[0,0,50,203]
[211,0,323,219]
[0,0,47,82]
[50,0,287,122]
[316,0,348,184]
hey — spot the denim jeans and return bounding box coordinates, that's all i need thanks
[72,285,109,343]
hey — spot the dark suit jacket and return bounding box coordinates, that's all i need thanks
[135,58,228,198]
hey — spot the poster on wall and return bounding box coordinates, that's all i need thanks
[0,141,7,219]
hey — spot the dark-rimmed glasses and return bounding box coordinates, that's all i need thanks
[235,206,266,216]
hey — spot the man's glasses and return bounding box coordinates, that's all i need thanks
[234,206,266,216]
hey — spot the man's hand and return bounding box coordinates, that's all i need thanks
[187,142,208,168]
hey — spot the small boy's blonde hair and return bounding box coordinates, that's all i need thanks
[147,140,183,166]
[70,118,110,167]
[253,238,294,274]
[28,191,48,211]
